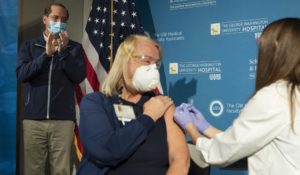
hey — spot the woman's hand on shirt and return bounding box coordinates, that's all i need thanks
[143,95,174,122]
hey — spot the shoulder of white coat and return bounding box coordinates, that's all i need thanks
[253,80,289,105]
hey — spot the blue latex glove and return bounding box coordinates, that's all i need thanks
[189,105,210,132]
[174,103,194,131]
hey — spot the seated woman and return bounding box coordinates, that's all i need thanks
[76,34,190,175]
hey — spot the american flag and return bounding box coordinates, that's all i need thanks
[74,0,145,160]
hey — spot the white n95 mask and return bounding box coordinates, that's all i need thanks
[132,64,161,92]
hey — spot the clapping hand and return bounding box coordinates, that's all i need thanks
[57,31,69,52]
[46,31,69,56]
[46,32,57,56]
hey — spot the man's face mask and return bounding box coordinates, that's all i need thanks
[132,64,161,92]
[48,21,67,36]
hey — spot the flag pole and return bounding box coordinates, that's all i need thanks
[109,0,114,69]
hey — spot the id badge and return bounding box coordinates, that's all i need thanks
[113,104,136,125]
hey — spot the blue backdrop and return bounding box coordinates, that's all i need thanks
[0,0,18,174]
[137,0,300,175]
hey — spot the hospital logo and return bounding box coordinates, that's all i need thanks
[211,23,220,36]
[169,62,178,74]
[209,73,221,80]
[209,100,224,117]
[255,32,261,43]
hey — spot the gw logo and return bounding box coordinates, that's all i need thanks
[209,73,221,80]
[209,100,224,117]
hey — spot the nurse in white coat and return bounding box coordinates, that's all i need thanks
[174,18,300,175]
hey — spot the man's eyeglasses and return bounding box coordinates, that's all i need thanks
[48,15,68,23]
[131,55,161,68]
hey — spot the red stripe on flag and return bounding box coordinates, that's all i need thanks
[74,85,83,104]
[83,50,100,92]
[74,0,146,164]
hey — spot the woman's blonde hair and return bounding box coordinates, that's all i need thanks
[101,34,162,96]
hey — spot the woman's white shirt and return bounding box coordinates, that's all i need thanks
[196,80,300,175]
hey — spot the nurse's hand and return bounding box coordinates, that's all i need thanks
[189,105,210,132]
[143,95,173,122]
[174,103,194,131]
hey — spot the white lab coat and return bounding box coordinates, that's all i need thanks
[196,80,300,175]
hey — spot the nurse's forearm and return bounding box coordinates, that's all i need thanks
[203,126,222,138]
[186,124,202,144]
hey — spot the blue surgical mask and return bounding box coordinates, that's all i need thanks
[48,21,67,36]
